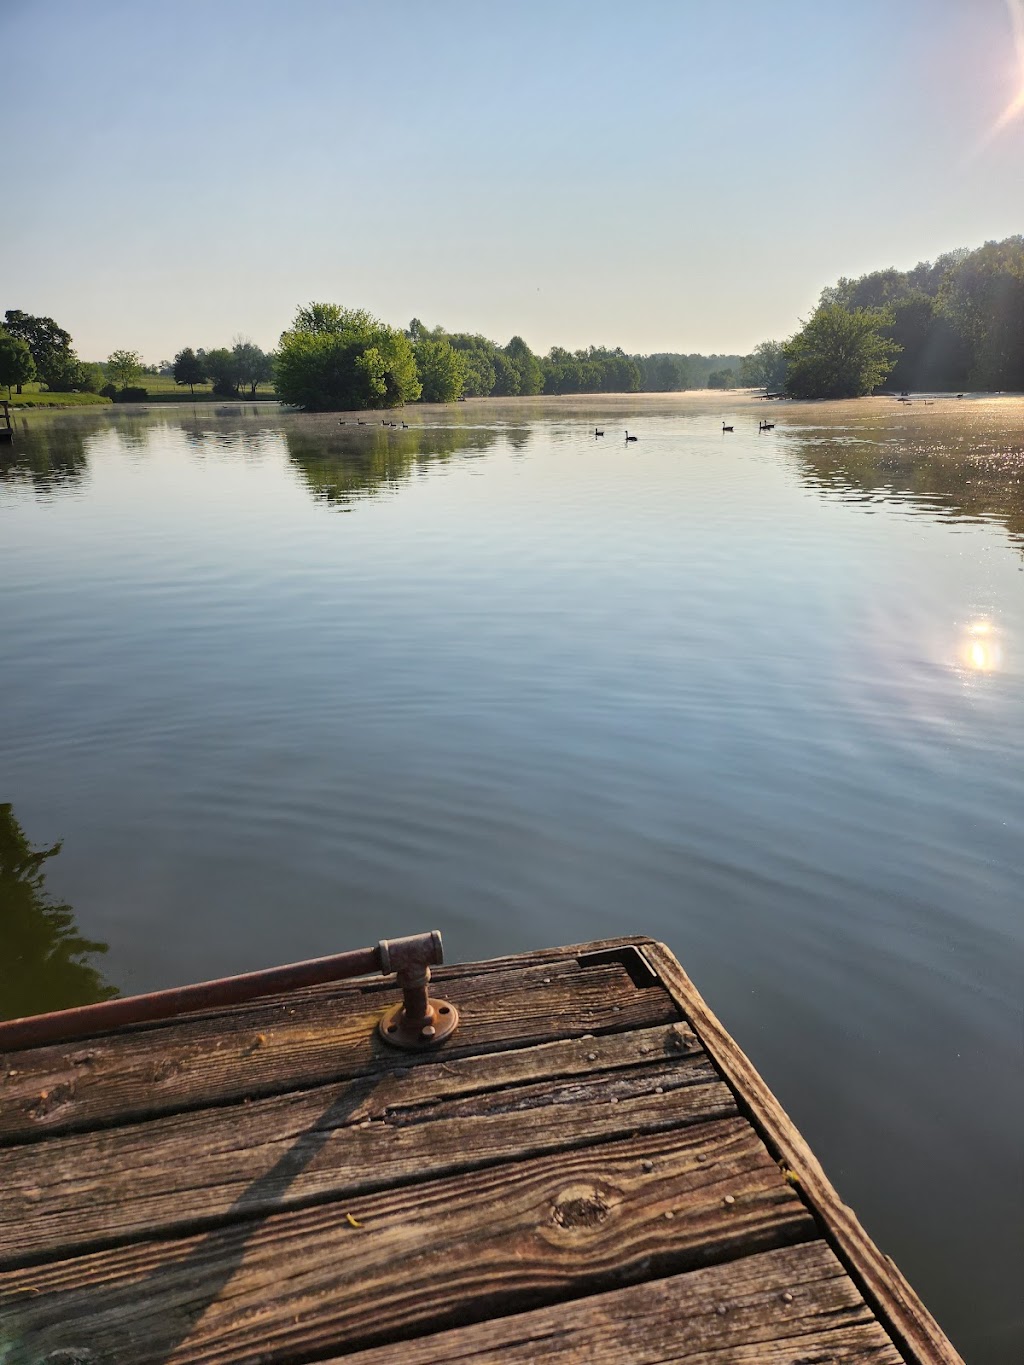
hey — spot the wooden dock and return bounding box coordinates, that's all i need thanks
[0,935,961,1363]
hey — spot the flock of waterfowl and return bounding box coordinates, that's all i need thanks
[331,390,971,439]
[330,419,785,443]
[338,418,412,428]
[594,423,777,442]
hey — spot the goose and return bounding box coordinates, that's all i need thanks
[759,421,774,431]
[722,423,734,432]
[595,427,604,437]
[625,430,638,442]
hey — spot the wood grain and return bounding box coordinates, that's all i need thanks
[0,957,678,1142]
[0,1118,814,1364]
[341,1240,903,1363]
[2,1028,733,1266]
[641,939,961,1365]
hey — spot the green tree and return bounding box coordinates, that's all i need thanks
[45,351,86,391]
[504,336,543,395]
[741,341,788,391]
[448,334,499,396]
[173,347,208,396]
[637,354,691,391]
[107,348,143,389]
[275,304,421,410]
[78,362,105,394]
[407,317,447,343]
[938,236,1024,390]
[414,337,467,402]
[202,347,240,396]
[707,368,737,389]
[542,346,584,394]
[784,304,901,399]
[231,337,272,395]
[491,352,521,396]
[0,332,36,396]
[3,310,79,391]
[0,803,118,1020]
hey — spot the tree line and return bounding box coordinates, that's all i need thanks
[0,315,277,402]
[3,235,1020,405]
[273,308,757,410]
[0,311,106,398]
[743,234,1024,399]
[168,341,275,397]
[0,303,749,406]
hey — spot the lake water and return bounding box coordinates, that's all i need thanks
[1,393,1021,1360]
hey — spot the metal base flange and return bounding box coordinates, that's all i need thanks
[379,998,459,1049]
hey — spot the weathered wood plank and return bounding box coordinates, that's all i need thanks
[0,1118,814,1364]
[0,957,678,1142]
[2,1032,733,1266]
[641,939,961,1365]
[342,1241,903,1363]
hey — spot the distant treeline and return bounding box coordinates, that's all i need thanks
[406,321,746,398]
[271,306,753,410]
[3,235,1020,406]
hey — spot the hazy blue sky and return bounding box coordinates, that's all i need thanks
[4,0,1022,361]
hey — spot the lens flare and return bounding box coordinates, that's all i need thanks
[983,0,1024,144]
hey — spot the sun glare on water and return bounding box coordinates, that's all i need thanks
[961,621,1003,673]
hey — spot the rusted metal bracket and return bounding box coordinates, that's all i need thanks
[0,929,459,1052]
[377,931,460,1050]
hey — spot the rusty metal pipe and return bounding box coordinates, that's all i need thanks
[0,931,448,1053]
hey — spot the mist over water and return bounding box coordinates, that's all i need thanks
[1,393,1021,1361]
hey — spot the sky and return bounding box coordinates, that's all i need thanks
[3,0,1023,363]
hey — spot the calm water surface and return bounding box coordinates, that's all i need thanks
[2,394,1022,1359]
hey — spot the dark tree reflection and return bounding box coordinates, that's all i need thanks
[285,423,499,508]
[0,416,91,496]
[0,804,118,1020]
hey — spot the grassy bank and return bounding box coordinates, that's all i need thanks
[5,376,277,406]
[5,390,112,408]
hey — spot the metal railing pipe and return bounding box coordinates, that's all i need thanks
[0,930,455,1052]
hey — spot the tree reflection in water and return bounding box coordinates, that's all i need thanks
[0,804,118,1020]
[789,415,1024,550]
[284,422,501,508]
[0,416,91,497]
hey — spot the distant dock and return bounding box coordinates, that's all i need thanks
[0,933,961,1362]
[0,401,13,443]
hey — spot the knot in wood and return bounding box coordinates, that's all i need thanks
[551,1185,610,1230]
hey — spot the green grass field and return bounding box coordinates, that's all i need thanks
[4,388,112,407]
[5,376,277,406]
[117,373,278,401]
